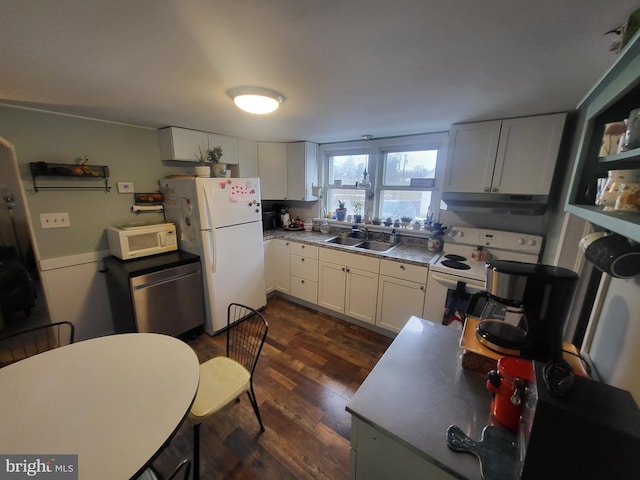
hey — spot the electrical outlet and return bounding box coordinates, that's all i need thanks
[40,212,71,229]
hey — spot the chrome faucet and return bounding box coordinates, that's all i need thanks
[351,227,369,240]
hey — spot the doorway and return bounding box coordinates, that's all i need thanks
[0,137,49,333]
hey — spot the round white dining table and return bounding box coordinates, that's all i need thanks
[0,333,200,479]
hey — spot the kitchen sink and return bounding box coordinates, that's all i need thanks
[354,241,396,252]
[324,236,363,246]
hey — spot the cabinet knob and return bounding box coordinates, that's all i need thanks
[301,258,305,262]
[484,187,491,192]
[492,187,499,192]
[400,265,406,270]
[346,268,350,273]
[301,280,305,284]
[420,286,425,291]
[342,267,346,272]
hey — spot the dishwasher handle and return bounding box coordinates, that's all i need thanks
[131,265,201,291]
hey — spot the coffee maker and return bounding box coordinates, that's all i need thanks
[475,260,578,362]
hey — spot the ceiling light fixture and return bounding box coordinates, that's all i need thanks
[227,87,285,115]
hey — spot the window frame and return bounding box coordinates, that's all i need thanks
[319,133,448,222]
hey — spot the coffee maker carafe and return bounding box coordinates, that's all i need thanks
[476,260,578,362]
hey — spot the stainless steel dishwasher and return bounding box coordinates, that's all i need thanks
[103,251,205,337]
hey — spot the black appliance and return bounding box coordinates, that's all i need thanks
[103,251,205,337]
[477,260,578,362]
[519,361,640,479]
[262,210,277,231]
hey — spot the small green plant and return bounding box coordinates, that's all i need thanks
[352,200,363,215]
[401,216,413,223]
[413,219,421,224]
[207,145,224,163]
[337,200,346,209]
[196,145,224,164]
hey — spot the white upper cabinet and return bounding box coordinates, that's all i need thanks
[158,127,238,164]
[158,127,208,162]
[258,142,288,199]
[237,139,259,178]
[287,142,318,201]
[444,113,566,195]
[258,141,319,201]
[207,133,238,165]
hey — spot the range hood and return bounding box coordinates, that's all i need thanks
[440,192,548,215]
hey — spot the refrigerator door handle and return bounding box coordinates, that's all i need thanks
[203,229,216,273]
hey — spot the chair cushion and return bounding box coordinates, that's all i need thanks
[188,356,251,423]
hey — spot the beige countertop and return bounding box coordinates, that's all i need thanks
[263,229,440,267]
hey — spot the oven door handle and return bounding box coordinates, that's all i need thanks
[429,273,485,293]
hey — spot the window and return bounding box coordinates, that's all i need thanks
[325,151,369,219]
[379,148,437,221]
[320,134,446,222]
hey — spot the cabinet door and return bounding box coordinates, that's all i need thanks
[318,261,347,314]
[263,240,275,294]
[207,133,238,165]
[287,142,318,201]
[291,276,318,304]
[158,127,208,162]
[237,138,259,177]
[444,121,501,193]
[376,275,426,333]
[258,142,287,199]
[274,239,290,294]
[493,113,565,195]
[345,267,378,325]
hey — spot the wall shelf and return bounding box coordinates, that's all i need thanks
[29,162,111,192]
[565,31,640,243]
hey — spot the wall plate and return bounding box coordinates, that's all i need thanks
[117,181,134,194]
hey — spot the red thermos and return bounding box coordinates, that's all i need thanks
[486,357,533,431]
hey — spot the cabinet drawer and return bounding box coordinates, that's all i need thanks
[290,254,318,281]
[289,242,318,259]
[319,248,380,273]
[379,259,428,284]
[291,276,318,304]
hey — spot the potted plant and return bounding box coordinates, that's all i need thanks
[207,145,226,177]
[412,219,421,230]
[352,200,363,223]
[336,200,347,221]
[400,216,413,228]
[394,219,401,228]
[384,217,393,227]
[194,147,211,177]
[194,145,225,177]
[372,217,382,226]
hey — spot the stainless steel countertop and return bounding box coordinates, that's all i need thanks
[263,230,439,267]
[347,317,498,480]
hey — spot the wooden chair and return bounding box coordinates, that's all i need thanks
[0,321,75,367]
[135,458,191,480]
[188,303,268,478]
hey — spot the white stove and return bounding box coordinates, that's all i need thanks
[424,227,543,328]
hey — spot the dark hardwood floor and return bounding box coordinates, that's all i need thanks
[152,296,393,479]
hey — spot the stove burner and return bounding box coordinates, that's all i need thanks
[444,254,467,262]
[441,259,471,270]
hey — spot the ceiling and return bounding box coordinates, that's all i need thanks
[1,0,638,144]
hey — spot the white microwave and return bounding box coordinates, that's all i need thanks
[107,222,178,260]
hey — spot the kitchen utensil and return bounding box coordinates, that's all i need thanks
[486,357,533,431]
[446,425,518,480]
[580,231,640,278]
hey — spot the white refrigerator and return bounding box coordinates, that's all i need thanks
[162,177,266,334]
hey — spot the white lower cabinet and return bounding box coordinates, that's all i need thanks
[274,239,290,294]
[263,239,275,294]
[376,260,428,333]
[289,242,318,304]
[350,417,456,480]
[318,248,379,325]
